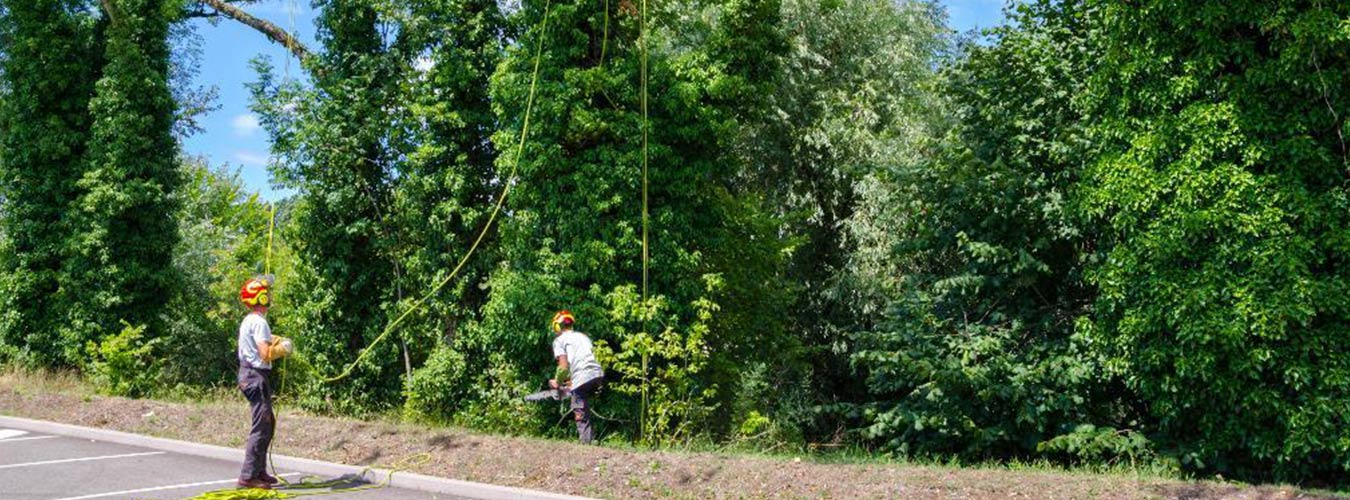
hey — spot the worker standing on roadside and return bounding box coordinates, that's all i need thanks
[235,276,290,489]
[548,310,605,444]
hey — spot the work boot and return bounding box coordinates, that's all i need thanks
[259,473,280,485]
[236,478,272,489]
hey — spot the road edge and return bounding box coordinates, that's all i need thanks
[0,414,595,500]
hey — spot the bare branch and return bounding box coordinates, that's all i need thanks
[198,0,311,62]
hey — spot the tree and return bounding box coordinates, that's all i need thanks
[1082,0,1350,481]
[0,0,102,366]
[61,0,181,362]
[454,0,798,441]
[737,0,950,424]
[391,0,505,393]
[845,0,1139,461]
[250,0,404,413]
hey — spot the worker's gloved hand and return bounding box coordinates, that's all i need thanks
[269,336,294,360]
[548,378,559,389]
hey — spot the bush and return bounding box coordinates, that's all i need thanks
[85,322,160,398]
[403,344,474,423]
[600,280,720,446]
[1037,424,1158,468]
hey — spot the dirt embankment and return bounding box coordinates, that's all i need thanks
[0,385,1334,499]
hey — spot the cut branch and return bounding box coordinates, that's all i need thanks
[198,0,312,62]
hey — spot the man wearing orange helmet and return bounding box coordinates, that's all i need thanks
[235,276,289,489]
[549,310,605,444]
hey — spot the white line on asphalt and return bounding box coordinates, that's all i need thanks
[48,473,303,500]
[0,429,29,439]
[0,451,165,470]
[0,435,59,443]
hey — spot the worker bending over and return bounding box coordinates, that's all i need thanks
[549,310,605,444]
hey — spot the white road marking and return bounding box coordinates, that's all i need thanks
[0,435,59,443]
[48,473,303,500]
[0,451,165,470]
[0,429,29,439]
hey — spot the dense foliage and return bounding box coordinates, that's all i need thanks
[63,0,182,362]
[2,0,1350,485]
[1081,0,1350,480]
[0,0,102,366]
[846,1,1119,460]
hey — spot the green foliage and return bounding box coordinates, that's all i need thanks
[1037,425,1158,468]
[742,0,950,424]
[0,0,101,367]
[62,0,181,363]
[1082,0,1350,481]
[86,321,160,397]
[846,0,1127,460]
[598,281,718,445]
[162,158,280,388]
[450,352,540,436]
[402,344,473,423]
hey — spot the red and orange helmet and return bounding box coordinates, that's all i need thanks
[551,310,575,333]
[240,277,272,307]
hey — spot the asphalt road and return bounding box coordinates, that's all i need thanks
[0,428,464,500]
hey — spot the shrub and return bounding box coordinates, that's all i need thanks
[85,322,160,398]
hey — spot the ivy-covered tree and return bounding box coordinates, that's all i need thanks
[1082,0,1350,481]
[0,0,102,366]
[60,0,180,362]
[449,0,796,442]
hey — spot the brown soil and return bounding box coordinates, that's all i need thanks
[0,379,1337,499]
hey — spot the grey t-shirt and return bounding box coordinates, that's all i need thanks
[553,330,603,388]
[237,312,273,369]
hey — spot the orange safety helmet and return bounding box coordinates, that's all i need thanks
[240,277,272,307]
[551,310,575,333]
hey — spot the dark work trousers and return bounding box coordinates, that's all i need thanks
[237,365,275,480]
[570,377,604,445]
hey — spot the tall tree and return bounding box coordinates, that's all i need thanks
[737,0,950,417]
[250,0,405,413]
[1083,0,1350,481]
[453,0,797,441]
[61,0,181,361]
[391,0,505,381]
[0,0,101,366]
[845,0,1125,460]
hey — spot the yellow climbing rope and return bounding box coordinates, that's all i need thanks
[638,0,652,444]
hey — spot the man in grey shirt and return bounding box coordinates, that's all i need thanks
[236,277,289,489]
[549,310,605,444]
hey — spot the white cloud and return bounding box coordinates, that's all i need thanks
[232,114,261,137]
[234,151,269,167]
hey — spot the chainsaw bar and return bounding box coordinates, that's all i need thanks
[523,389,569,402]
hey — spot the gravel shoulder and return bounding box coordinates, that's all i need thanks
[0,373,1338,499]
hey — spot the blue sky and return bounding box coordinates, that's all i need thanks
[181,0,1010,201]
